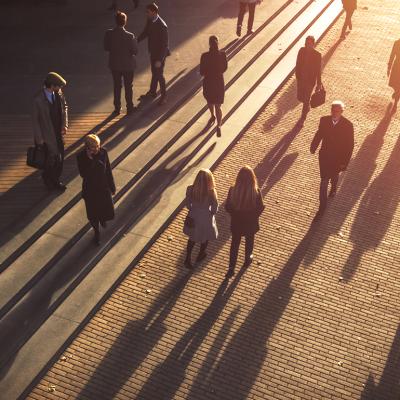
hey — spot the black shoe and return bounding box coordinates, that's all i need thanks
[329,188,337,198]
[312,208,325,223]
[94,228,101,245]
[54,182,67,192]
[139,92,157,101]
[207,116,216,126]
[100,220,107,228]
[225,268,235,278]
[127,106,137,115]
[196,251,207,263]
[216,127,222,137]
[112,108,121,116]
[246,29,254,36]
[184,258,193,269]
[244,254,254,266]
[236,25,242,37]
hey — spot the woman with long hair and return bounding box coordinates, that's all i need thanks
[225,166,264,278]
[183,169,219,268]
[200,35,228,137]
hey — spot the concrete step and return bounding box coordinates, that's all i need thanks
[0,0,343,398]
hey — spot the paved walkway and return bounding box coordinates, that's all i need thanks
[27,1,400,399]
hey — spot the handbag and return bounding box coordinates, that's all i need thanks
[184,214,195,229]
[310,84,326,108]
[26,144,47,170]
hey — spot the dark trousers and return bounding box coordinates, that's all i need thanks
[229,233,254,269]
[150,57,166,97]
[319,174,339,211]
[341,9,355,35]
[297,80,315,118]
[42,144,64,186]
[237,2,256,32]
[112,70,134,111]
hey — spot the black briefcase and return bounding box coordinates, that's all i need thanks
[310,85,326,108]
[27,144,47,170]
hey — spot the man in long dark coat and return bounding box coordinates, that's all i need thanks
[295,35,322,121]
[32,72,68,192]
[310,101,354,221]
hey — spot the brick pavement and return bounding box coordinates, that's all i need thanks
[27,1,400,399]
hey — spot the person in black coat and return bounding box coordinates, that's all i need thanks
[104,11,138,115]
[310,101,354,221]
[295,35,322,121]
[200,36,228,137]
[341,0,357,39]
[225,166,265,278]
[138,3,170,106]
[77,134,116,245]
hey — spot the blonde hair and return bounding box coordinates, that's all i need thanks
[230,166,259,210]
[192,169,217,203]
[85,134,101,148]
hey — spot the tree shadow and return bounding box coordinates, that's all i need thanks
[360,324,400,400]
[304,104,394,268]
[341,110,400,281]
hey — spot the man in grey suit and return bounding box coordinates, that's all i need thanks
[32,72,68,192]
[104,11,138,115]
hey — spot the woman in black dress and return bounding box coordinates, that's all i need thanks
[77,134,116,245]
[225,166,265,278]
[200,35,228,137]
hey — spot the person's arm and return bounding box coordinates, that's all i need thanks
[77,153,89,178]
[316,53,322,87]
[341,121,355,170]
[185,186,192,210]
[310,118,324,154]
[104,30,111,52]
[210,194,219,215]
[32,98,44,145]
[200,54,206,77]
[159,22,169,60]
[105,150,116,194]
[225,188,233,214]
[295,48,302,80]
[221,51,228,74]
[61,92,68,136]
[131,35,139,56]
[137,21,149,43]
[388,42,397,76]
[255,190,265,216]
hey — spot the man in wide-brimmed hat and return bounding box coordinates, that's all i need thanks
[32,72,68,192]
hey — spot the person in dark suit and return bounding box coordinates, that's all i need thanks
[341,0,357,39]
[295,35,322,121]
[104,11,138,115]
[310,101,354,221]
[225,166,265,278]
[77,134,116,245]
[108,0,139,11]
[200,36,228,137]
[388,39,400,113]
[32,72,68,192]
[138,2,169,106]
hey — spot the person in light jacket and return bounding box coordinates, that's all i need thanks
[32,72,68,192]
[183,169,219,269]
[225,166,265,278]
[77,135,116,245]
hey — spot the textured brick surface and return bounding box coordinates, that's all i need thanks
[27,1,400,399]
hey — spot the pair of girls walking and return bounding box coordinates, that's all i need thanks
[183,166,265,278]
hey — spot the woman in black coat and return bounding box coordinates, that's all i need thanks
[77,134,116,245]
[200,35,228,137]
[225,166,265,278]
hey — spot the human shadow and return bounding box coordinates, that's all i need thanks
[304,104,394,267]
[263,37,344,131]
[341,112,400,281]
[132,263,249,400]
[360,324,400,400]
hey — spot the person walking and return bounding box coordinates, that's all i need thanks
[77,134,116,245]
[341,0,357,38]
[183,169,219,269]
[295,35,322,122]
[310,101,354,221]
[200,36,228,137]
[138,3,169,106]
[108,0,139,11]
[225,166,265,278]
[104,11,138,115]
[32,72,68,192]
[236,0,262,37]
[388,38,400,113]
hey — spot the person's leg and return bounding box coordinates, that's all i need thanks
[228,233,241,276]
[318,177,329,212]
[348,9,355,30]
[215,104,222,137]
[329,174,339,197]
[158,59,167,101]
[197,241,208,262]
[90,218,100,244]
[301,84,313,119]
[149,58,158,96]
[112,71,122,113]
[237,2,246,36]
[185,239,195,268]
[341,10,352,37]
[244,234,255,264]
[123,71,134,112]
[247,3,256,34]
